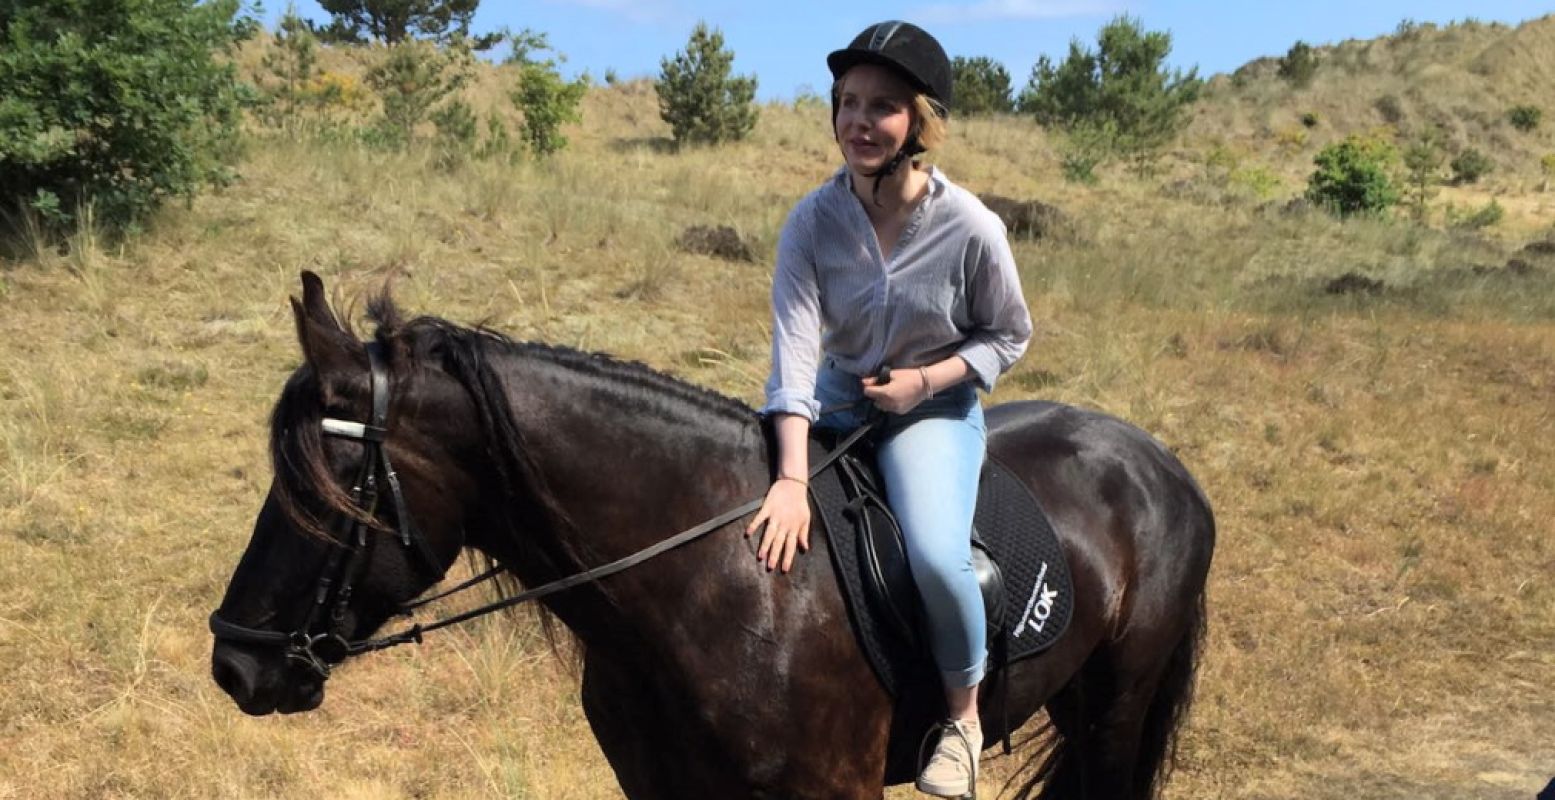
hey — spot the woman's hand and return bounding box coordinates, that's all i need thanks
[746,478,811,572]
[862,368,932,415]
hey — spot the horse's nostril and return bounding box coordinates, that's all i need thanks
[212,649,255,703]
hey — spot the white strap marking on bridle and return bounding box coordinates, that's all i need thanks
[321,418,369,440]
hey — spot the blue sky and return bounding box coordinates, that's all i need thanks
[267,1,1553,101]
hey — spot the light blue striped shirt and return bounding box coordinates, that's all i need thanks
[763,166,1033,421]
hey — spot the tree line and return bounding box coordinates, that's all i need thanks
[2,0,1548,243]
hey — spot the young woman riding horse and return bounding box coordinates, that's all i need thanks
[748,21,1031,797]
[209,25,1215,800]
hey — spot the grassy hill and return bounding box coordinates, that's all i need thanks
[1181,15,1555,222]
[1,17,1552,799]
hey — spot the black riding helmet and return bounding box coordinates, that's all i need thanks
[827,21,953,202]
[827,21,953,117]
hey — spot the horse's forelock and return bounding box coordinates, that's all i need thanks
[267,368,385,543]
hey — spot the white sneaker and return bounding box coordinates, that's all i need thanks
[915,719,982,798]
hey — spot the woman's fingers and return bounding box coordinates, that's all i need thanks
[745,505,767,537]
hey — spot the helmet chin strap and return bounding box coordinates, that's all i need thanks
[858,135,924,207]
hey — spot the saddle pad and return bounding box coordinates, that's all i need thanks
[811,446,1073,697]
[975,456,1073,661]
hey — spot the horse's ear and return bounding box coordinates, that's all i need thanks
[299,270,344,333]
[290,295,363,380]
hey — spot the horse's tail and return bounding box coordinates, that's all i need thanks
[1002,590,1208,800]
[1133,589,1207,798]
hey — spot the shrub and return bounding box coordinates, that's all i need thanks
[1019,15,1200,162]
[1451,199,1503,229]
[1306,133,1399,217]
[1229,166,1282,200]
[1300,111,1321,128]
[1401,130,1445,219]
[1449,148,1493,184]
[1507,105,1541,132]
[0,0,249,236]
[1056,121,1113,184]
[256,8,320,128]
[1278,42,1318,88]
[655,22,758,147]
[363,39,473,147]
[951,56,1014,115]
[1374,94,1405,124]
[512,55,588,157]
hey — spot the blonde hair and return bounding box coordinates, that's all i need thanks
[911,94,949,152]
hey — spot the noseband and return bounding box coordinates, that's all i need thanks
[210,343,882,682]
[209,341,442,679]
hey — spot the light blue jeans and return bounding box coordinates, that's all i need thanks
[813,361,988,688]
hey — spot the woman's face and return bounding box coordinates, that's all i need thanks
[834,64,917,174]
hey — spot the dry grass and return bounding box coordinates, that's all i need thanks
[2,35,1554,799]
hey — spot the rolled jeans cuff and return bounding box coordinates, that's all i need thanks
[942,656,987,690]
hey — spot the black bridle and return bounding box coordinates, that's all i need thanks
[209,342,444,679]
[210,342,878,681]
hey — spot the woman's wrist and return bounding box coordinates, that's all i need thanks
[918,365,935,400]
[775,475,808,488]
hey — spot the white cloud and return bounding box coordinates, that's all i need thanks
[910,0,1123,24]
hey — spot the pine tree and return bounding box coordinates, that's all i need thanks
[655,22,758,147]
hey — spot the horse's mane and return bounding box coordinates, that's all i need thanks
[267,287,756,629]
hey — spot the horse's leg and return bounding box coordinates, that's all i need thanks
[583,645,889,800]
[581,653,676,800]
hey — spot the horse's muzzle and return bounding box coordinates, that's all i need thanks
[211,641,325,715]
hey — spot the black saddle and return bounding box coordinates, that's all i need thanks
[807,432,1074,699]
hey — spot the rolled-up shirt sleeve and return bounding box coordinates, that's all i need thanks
[762,203,823,420]
[956,223,1032,392]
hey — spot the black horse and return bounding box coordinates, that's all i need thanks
[210,273,1215,799]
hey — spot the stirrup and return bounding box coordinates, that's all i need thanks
[915,719,979,799]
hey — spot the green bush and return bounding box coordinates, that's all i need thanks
[363,39,473,147]
[513,58,587,157]
[1278,42,1319,88]
[1449,148,1493,184]
[1019,15,1200,162]
[1401,130,1445,219]
[655,22,757,147]
[1507,105,1541,132]
[256,8,321,129]
[0,0,249,236]
[1306,133,1399,217]
[1057,121,1113,184]
[1451,199,1503,229]
[951,56,1014,115]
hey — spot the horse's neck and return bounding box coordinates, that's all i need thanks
[474,348,768,593]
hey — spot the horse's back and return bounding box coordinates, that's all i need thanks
[983,399,1215,606]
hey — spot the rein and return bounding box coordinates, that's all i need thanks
[210,345,880,679]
